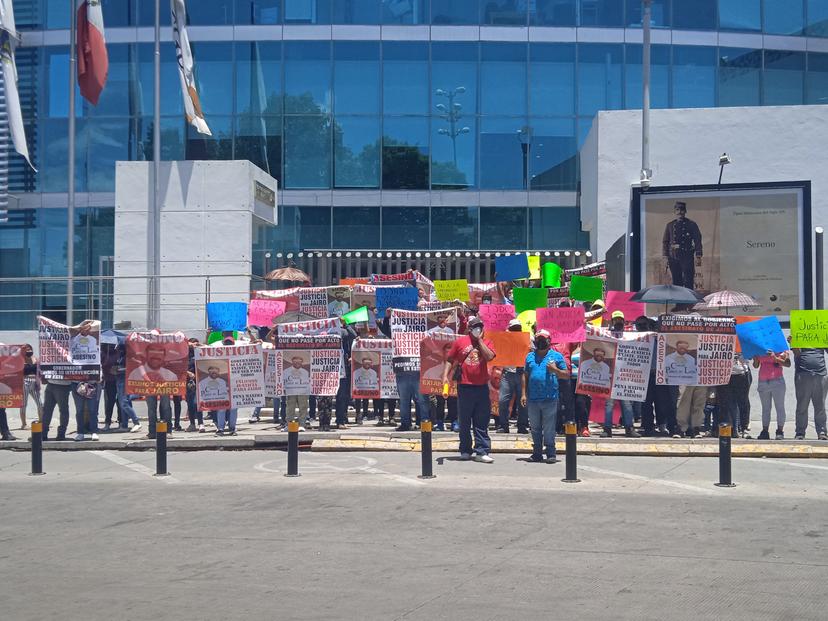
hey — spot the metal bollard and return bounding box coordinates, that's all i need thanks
[561,421,580,483]
[29,421,45,476]
[155,421,170,477]
[715,423,736,488]
[285,420,300,477]
[419,420,436,479]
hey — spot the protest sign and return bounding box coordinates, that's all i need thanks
[351,338,398,399]
[513,287,548,314]
[527,255,540,280]
[352,284,379,328]
[566,260,607,280]
[516,309,536,332]
[656,315,736,386]
[541,263,563,288]
[38,317,101,381]
[207,330,238,344]
[376,286,419,316]
[495,254,530,282]
[340,277,369,286]
[342,306,369,325]
[248,299,287,327]
[733,315,760,353]
[569,275,603,302]
[487,331,531,367]
[434,279,470,302]
[263,348,279,399]
[277,317,341,336]
[390,308,459,373]
[195,343,265,410]
[790,310,828,348]
[125,331,189,396]
[273,334,343,397]
[605,291,646,324]
[372,271,435,297]
[254,287,351,319]
[0,344,25,408]
[576,325,655,402]
[298,287,331,318]
[735,316,789,360]
[207,302,248,331]
[468,282,503,306]
[253,288,301,313]
[418,301,456,311]
[419,334,459,396]
[478,304,515,332]
[536,307,586,343]
[324,286,352,318]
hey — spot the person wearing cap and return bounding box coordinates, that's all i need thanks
[443,316,497,463]
[601,311,640,438]
[521,329,568,463]
[496,318,528,434]
[662,200,703,288]
[585,299,607,324]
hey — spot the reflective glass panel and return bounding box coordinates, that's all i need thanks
[334,116,381,188]
[763,50,805,105]
[480,207,527,250]
[672,46,717,108]
[382,0,429,23]
[85,118,133,192]
[382,207,429,249]
[482,1,528,25]
[530,0,576,25]
[283,0,332,23]
[236,42,283,116]
[719,0,761,30]
[334,42,380,115]
[236,115,283,181]
[382,116,429,189]
[763,0,804,35]
[625,45,671,109]
[807,0,828,37]
[529,44,575,116]
[331,0,381,23]
[284,115,332,188]
[431,0,479,24]
[188,43,235,116]
[285,41,331,114]
[432,43,479,116]
[806,52,828,104]
[481,44,527,116]
[236,0,283,24]
[625,0,670,27]
[718,48,762,106]
[333,207,380,248]
[579,0,623,27]
[673,0,716,29]
[431,117,476,189]
[298,206,333,249]
[577,44,623,115]
[431,207,479,250]
[383,42,429,115]
[480,117,529,190]
[185,115,234,161]
[529,118,577,191]
[529,207,582,249]
[139,43,186,117]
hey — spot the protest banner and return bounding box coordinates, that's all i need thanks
[569,275,603,303]
[207,330,238,344]
[254,287,351,319]
[252,287,302,313]
[486,331,531,367]
[342,306,369,325]
[247,299,287,327]
[194,343,266,410]
[263,348,279,399]
[495,254,530,282]
[376,286,419,316]
[371,270,435,298]
[566,260,607,281]
[298,287,331,318]
[351,284,379,327]
[468,282,503,306]
[390,308,459,373]
[576,325,655,402]
[0,344,25,408]
[605,291,646,324]
[38,317,101,381]
[733,315,760,353]
[434,279,470,302]
[790,310,828,348]
[541,262,563,288]
[324,286,352,318]
[207,302,248,331]
[273,334,343,397]
[478,304,515,332]
[418,301,456,311]
[277,317,341,336]
[735,316,789,360]
[527,255,540,280]
[513,287,548,314]
[547,285,571,306]
[536,307,586,343]
[340,277,369,286]
[419,334,459,396]
[351,338,398,399]
[125,331,189,397]
[656,315,736,386]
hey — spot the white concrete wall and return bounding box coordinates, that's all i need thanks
[580,105,828,275]
[114,160,277,331]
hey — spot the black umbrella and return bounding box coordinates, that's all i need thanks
[630,285,705,311]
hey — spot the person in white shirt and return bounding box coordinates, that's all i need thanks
[352,357,379,391]
[426,314,454,336]
[69,323,99,364]
[283,355,311,394]
[327,290,350,317]
[580,347,612,387]
[198,366,229,402]
[664,340,698,383]
[128,343,179,383]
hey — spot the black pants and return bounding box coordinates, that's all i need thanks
[103,379,120,426]
[43,383,72,439]
[172,396,183,427]
[373,398,396,421]
[668,254,695,289]
[430,396,458,427]
[0,408,11,438]
[355,399,369,421]
[335,377,350,425]
[574,394,591,429]
[718,374,751,434]
[557,379,574,432]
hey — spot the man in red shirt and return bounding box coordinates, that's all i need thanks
[442,316,497,463]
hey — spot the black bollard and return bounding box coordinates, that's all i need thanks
[29,421,45,476]
[561,421,580,483]
[155,421,170,477]
[419,420,436,479]
[285,420,300,477]
[715,422,736,488]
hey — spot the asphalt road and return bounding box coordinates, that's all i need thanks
[1,450,827,620]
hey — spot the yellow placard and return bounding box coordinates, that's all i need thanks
[434,279,470,302]
[527,255,540,280]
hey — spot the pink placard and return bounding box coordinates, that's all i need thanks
[536,306,586,343]
[478,304,515,331]
[248,299,287,326]
[605,291,646,323]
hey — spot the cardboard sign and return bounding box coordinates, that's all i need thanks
[340,277,369,286]
[248,299,287,327]
[487,331,531,367]
[569,275,603,303]
[376,286,419,316]
[37,317,101,382]
[207,302,248,331]
[527,255,540,280]
[495,254,530,282]
[434,279,470,302]
[0,344,25,408]
[478,304,516,332]
[536,307,586,343]
[577,325,655,402]
[735,316,789,360]
[541,262,563,288]
[419,334,459,396]
[790,310,828,348]
[513,287,548,315]
[195,343,266,410]
[516,309,536,333]
[605,290,646,323]
[125,331,189,397]
[342,306,369,325]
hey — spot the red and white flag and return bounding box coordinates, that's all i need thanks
[76,0,108,105]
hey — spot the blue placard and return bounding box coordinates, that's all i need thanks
[375,287,419,316]
[495,254,530,282]
[207,302,248,331]
[735,316,789,360]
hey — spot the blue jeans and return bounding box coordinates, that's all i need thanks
[396,371,429,429]
[115,375,139,426]
[457,384,491,456]
[604,398,634,428]
[498,369,526,431]
[527,399,558,459]
[217,409,238,431]
[71,384,101,434]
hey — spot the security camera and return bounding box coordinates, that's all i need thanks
[719,153,731,166]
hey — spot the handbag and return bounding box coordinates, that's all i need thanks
[76,382,98,399]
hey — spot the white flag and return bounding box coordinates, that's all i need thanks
[0,0,35,171]
[171,0,211,136]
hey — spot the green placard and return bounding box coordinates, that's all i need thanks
[207,330,239,344]
[513,287,549,315]
[569,275,603,302]
[342,305,369,325]
[790,310,828,348]
[541,262,562,288]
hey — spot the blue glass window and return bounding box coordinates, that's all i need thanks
[188,43,235,116]
[529,207,582,249]
[85,118,133,192]
[807,0,828,37]
[529,118,577,191]
[482,1,528,25]
[763,0,804,35]
[331,0,381,23]
[383,42,429,115]
[806,52,828,104]
[432,43,479,116]
[236,115,283,181]
[236,42,282,116]
[297,206,332,249]
[102,1,136,27]
[480,117,529,190]
[334,116,380,188]
[432,0,478,24]
[382,207,429,248]
[718,48,762,107]
[285,41,331,114]
[334,42,380,115]
[673,0,716,30]
[763,50,805,105]
[719,0,761,30]
[531,0,576,25]
[284,0,331,23]
[480,208,527,250]
[187,1,234,24]
[44,0,70,28]
[333,207,380,248]
[382,0,429,23]
[138,43,185,117]
[236,0,283,24]
[82,44,133,118]
[431,117,476,190]
[672,46,716,108]
[481,44,527,116]
[579,0,623,27]
[625,0,670,27]
[577,44,623,116]
[529,44,575,116]
[284,115,331,188]
[186,116,234,161]
[431,207,479,250]
[625,44,671,109]
[382,117,429,189]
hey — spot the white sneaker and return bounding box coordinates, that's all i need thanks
[74,433,85,441]
[248,416,260,424]
[459,453,472,461]
[473,454,494,464]
[130,422,142,433]
[298,426,306,432]
[90,433,99,441]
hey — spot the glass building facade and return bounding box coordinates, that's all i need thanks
[3,0,828,325]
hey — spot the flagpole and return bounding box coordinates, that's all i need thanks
[150,0,161,328]
[67,0,77,324]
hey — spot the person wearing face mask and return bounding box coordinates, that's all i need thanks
[19,344,41,430]
[442,316,497,463]
[496,318,528,434]
[521,329,569,463]
[601,311,640,438]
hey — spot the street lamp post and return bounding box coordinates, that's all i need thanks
[436,87,469,168]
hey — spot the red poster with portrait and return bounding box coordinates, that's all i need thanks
[126,331,189,396]
[0,345,25,408]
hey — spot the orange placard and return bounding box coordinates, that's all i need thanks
[487,331,532,368]
[340,277,369,286]
[734,315,761,354]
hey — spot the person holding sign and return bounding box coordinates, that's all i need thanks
[496,319,528,434]
[600,312,639,438]
[752,349,790,440]
[790,343,828,440]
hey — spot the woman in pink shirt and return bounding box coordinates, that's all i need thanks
[752,350,791,440]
